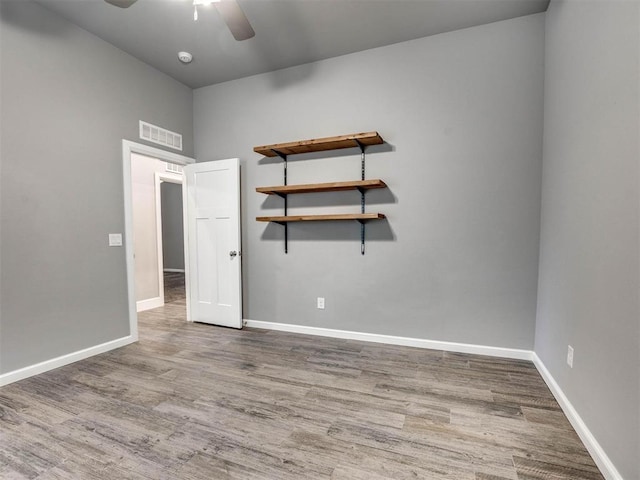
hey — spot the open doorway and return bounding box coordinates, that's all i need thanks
[159,179,185,305]
[131,153,185,313]
[122,140,195,341]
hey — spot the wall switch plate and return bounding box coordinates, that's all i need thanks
[109,233,123,247]
[567,345,574,368]
[317,297,325,309]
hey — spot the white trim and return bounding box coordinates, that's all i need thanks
[163,268,185,273]
[182,174,192,322]
[122,140,195,340]
[154,172,166,310]
[532,354,623,480]
[136,296,164,312]
[242,319,533,360]
[0,336,135,387]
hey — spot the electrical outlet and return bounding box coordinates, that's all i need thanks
[317,297,325,309]
[567,345,574,368]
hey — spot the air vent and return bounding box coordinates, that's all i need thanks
[166,162,184,174]
[139,121,183,151]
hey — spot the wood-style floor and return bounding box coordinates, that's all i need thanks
[0,274,603,479]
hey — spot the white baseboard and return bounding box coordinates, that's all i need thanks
[0,335,136,387]
[136,296,164,312]
[163,268,185,273]
[532,353,622,480]
[242,319,533,360]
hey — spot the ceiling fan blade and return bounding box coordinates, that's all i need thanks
[215,0,255,41]
[104,0,138,8]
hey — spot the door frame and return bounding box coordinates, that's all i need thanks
[122,140,195,340]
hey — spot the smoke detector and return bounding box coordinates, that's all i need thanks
[178,51,193,64]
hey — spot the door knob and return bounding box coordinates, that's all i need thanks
[229,250,238,258]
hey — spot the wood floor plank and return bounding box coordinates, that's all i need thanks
[330,464,396,480]
[513,455,605,480]
[475,474,517,480]
[305,385,451,423]
[0,273,604,479]
[284,427,474,480]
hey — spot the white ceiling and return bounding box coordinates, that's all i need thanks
[34,0,549,89]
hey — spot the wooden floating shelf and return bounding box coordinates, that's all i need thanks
[256,213,386,223]
[254,131,384,157]
[254,130,388,254]
[256,179,387,196]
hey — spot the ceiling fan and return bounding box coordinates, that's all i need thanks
[103,0,255,41]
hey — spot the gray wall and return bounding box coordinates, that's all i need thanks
[0,0,193,374]
[194,13,545,349]
[536,1,639,478]
[161,182,185,271]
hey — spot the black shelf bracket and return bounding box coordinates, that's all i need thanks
[271,149,289,253]
[355,140,367,255]
[261,139,382,255]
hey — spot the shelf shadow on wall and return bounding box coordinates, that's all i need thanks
[259,217,395,244]
[259,187,396,210]
[256,142,395,166]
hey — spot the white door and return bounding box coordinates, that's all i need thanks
[184,158,242,328]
